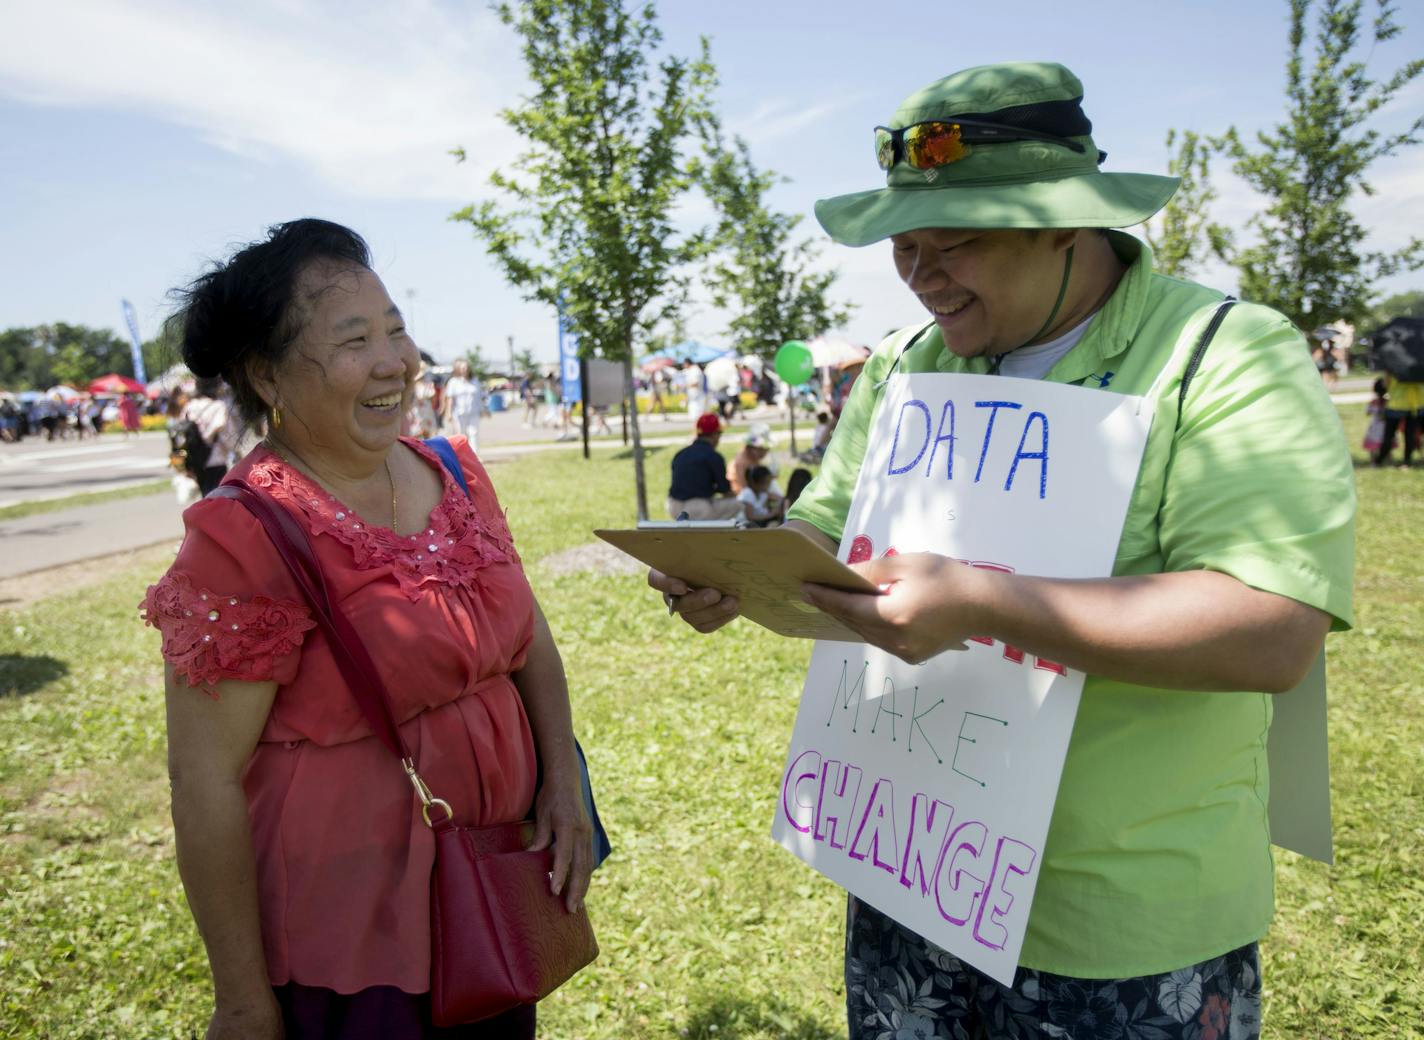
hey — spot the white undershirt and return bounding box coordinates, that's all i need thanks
[995,311,1098,381]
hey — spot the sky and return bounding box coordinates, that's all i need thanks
[2,0,1421,368]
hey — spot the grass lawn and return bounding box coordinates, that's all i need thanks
[0,480,171,522]
[0,406,1419,1038]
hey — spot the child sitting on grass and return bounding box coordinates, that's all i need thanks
[736,465,784,527]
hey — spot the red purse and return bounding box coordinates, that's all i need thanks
[212,481,598,1026]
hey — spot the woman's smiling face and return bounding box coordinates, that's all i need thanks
[266,262,418,464]
[889,228,1072,359]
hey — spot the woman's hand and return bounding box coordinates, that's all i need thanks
[525,758,594,914]
[206,995,284,1039]
[802,553,992,664]
[647,568,741,633]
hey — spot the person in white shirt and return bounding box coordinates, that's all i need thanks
[182,377,239,495]
[682,361,706,419]
[735,465,783,526]
[441,359,485,450]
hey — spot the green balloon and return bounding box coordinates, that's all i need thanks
[774,340,814,384]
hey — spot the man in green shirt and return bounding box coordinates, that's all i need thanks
[651,62,1354,1038]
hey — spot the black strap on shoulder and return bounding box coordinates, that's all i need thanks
[875,321,937,388]
[1175,298,1236,425]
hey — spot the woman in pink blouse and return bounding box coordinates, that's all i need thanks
[142,220,593,1039]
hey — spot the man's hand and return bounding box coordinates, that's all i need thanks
[647,568,741,633]
[802,552,994,664]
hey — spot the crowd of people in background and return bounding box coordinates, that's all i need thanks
[0,390,149,442]
[1304,320,1423,468]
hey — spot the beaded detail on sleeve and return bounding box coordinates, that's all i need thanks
[141,573,315,690]
[242,442,521,602]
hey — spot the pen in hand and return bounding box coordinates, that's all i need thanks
[665,518,690,614]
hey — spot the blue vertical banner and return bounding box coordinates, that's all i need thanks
[120,299,148,383]
[557,298,582,404]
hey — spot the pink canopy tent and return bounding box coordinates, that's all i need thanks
[88,373,146,394]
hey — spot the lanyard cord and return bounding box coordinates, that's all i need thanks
[988,243,1075,376]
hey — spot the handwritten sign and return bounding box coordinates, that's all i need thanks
[771,373,1153,985]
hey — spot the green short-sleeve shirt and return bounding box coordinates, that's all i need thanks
[788,233,1356,977]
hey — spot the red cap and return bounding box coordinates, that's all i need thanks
[695,414,722,436]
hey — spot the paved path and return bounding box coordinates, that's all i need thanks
[1,492,185,579]
[0,388,1372,581]
[0,432,171,509]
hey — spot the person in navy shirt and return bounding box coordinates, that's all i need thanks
[665,413,743,520]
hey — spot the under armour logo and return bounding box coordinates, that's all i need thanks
[1088,371,1115,388]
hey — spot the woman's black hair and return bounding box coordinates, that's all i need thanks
[747,465,772,485]
[784,467,814,510]
[169,218,371,429]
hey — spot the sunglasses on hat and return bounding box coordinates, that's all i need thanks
[874,118,1087,171]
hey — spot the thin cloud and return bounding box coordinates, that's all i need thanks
[729,95,865,148]
[0,0,524,200]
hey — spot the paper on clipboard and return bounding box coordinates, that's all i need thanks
[593,525,877,641]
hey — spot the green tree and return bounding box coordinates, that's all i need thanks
[0,324,132,390]
[699,130,854,358]
[47,324,133,387]
[0,328,42,389]
[1142,129,1234,279]
[1363,287,1424,330]
[463,345,496,380]
[141,320,185,383]
[451,0,715,519]
[1219,0,1424,330]
[512,348,538,376]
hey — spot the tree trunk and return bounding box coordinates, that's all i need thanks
[580,356,590,460]
[788,387,798,457]
[624,355,649,521]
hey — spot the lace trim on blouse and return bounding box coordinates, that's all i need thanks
[241,440,520,601]
[141,573,315,691]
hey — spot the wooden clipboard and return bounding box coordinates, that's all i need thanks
[593,525,877,641]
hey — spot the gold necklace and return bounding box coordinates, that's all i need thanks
[385,456,399,535]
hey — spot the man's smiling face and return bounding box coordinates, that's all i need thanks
[889,228,1073,359]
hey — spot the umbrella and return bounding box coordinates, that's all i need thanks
[145,363,194,399]
[47,385,80,400]
[1311,326,1342,343]
[805,336,870,368]
[669,341,735,365]
[17,390,42,403]
[704,356,740,392]
[639,356,677,372]
[88,373,146,394]
[1370,317,1424,382]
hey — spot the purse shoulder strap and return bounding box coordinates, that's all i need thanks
[208,481,410,762]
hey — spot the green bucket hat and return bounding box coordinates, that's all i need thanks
[814,62,1179,246]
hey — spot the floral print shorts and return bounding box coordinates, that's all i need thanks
[845,897,1262,1040]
